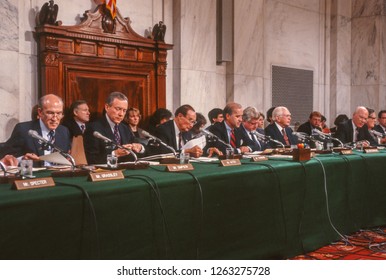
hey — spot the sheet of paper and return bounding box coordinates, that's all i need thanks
[181,135,207,150]
[39,152,72,166]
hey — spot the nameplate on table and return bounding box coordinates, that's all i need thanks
[220,159,241,166]
[88,170,124,182]
[363,148,379,153]
[340,149,353,155]
[13,177,55,191]
[250,156,268,162]
[165,164,194,172]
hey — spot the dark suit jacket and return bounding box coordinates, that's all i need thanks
[238,124,267,151]
[151,120,191,154]
[62,118,84,138]
[207,121,247,154]
[334,120,377,146]
[374,124,386,135]
[83,115,138,164]
[297,121,321,135]
[264,123,298,147]
[0,120,71,161]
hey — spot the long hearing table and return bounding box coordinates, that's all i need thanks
[1,151,385,259]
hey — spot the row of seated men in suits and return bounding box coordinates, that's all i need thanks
[1,92,386,168]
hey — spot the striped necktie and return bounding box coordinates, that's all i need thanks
[230,129,236,148]
[47,130,55,152]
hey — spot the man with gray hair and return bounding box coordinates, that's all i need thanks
[84,91,144,164]
[264,106,298,147]
[238,106,268,151]
[334,106,377,147]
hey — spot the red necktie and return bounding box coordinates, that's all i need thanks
[230,129,236,148]
[282,129,290,146]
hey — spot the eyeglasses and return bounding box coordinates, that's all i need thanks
[281,114,292,118]
[181,115,197,125]
[43,111,63,118]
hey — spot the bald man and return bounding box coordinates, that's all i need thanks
[334,106,377,147]
[0,94,71,165]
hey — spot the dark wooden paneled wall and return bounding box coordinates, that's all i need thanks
[35,4,172,124]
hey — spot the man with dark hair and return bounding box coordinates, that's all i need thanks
[297,111,322,135]
[208,102,250,154]
[208,108,224,125]
[266,106,276,125]
[152,104,204,157]
[83,91,144,164]
[62,100,90,137]
[0,94,71,165]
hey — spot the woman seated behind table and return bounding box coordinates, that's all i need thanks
[124,107,147,144]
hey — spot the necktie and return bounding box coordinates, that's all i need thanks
[282,129,290,146]
[354,127,359,142]
[80,124,85,134]
[47,130,55,152]
[230,129,236,148]
[250,132,261,150]
[178,132,183,150]
[113,124,121,144]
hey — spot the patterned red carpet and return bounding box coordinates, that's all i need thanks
[291,227,386,260]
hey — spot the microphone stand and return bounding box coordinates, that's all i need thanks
[253,131,285,149]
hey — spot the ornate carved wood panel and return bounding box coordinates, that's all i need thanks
[35,4,172,123]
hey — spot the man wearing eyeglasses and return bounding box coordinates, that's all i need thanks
[151,104,204,157]
[83,91,144,164]
[264,106,298,147]
[335,106,377,147]
[0,94,71,165]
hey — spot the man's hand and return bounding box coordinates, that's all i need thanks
[1,155,19,166]
[185,145,203,158]
[23,153,40,161]
[239,146,250,154]
[207,147,223,158]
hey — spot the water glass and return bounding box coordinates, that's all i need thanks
[20,159,33,178]
[179,152,190,164]
[107,154,118,168]
[225,148,234,159]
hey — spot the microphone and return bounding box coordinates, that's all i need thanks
[28,129,51,145]
[28,129,76,168]
[312,129,344,148]
[141,130,177,156]
[93,131,113,143]
[370,130,385,138]
[251,130,285,148]
[200,129,233,149]
[93,131,138,162]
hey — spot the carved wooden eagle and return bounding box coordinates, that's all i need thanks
[152,21,166,42]
[38,0,59,25]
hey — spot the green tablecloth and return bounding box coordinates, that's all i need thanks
[1,151,385,259]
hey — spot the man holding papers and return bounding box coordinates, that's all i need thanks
[0,94,71,166]
[152,104,204,158]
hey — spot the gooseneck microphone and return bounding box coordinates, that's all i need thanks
[199,129,232,149]
[141,130,177,156]
[251,130,285,148]
[370,130,385,138]
[312,129,344,148]
[28,129,76,168]
[93,131,138,162]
